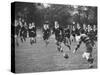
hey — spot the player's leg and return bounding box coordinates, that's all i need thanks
[57,42,63,52]
[84,43,94,68]
[73,40,82,53]
[23,33,26,42]
[64,37,71,50]
[20,32,24,43]
[87,53,94,68]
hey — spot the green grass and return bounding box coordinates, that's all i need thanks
[15,33,97,73]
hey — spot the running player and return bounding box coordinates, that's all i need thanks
[71,25,76,43]
[53,21,64,52]
[63,25,71,50]
[73,30,94,68]
[20,22,27,43]
[42,22,50,46]
[28,22,36,45]
[14,19,21,46]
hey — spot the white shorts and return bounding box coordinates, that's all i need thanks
[75,35,81,42]
[70,35,74,40]
[82,52,90,60]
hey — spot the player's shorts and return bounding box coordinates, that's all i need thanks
[31,37,34,40]
[82,52,90,60]
[70,35,74,40]
[29,32,36,37]
[75,35,81,42]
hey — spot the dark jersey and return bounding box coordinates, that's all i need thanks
[80,28,87,34]
[43,28,50,35]
[87,30,94,40]
[53,27,64,42]
[93,30,97,41]
[15,25,21,36]
[94,30,97,36]
[64,28,70,38]
[88,30,97,41]
[92,30,97,38]
[43,28,50,40]
[29,26,36,37]
[20,26,27,37]
[54,27,63,37]
[75,28,81,36]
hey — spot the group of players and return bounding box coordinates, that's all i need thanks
[14,17,97,68]
[14,18,36,45]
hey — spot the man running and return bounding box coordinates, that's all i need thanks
[42,22,50,46]
[28,22,36,45]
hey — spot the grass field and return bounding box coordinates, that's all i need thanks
[15,31,97,73]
